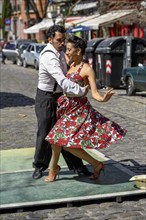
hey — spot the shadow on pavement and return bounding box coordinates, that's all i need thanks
[118,92,146,97]
[0,92,35,108]
[119,159,146,175]
[43,163,132,185]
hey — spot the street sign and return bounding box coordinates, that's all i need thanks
[5,18,11,25]
[5,25,11,32]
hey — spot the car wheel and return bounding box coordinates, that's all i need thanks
[23,59,27,68]
[126,77,136,96]
[16,57,22,66]
[12,60,16,64]
[34,60,39,70]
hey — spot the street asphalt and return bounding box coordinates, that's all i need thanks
[0,60,146,219]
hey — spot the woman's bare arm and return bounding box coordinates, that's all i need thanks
[81,64,114,102]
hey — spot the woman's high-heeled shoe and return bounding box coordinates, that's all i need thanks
[89,162,105,180]
[44,165,61,182]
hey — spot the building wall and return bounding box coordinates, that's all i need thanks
[10,0,47,41]
[0,0,4,40]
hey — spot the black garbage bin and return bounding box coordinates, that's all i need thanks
[131,38,146,66]
[84,38,104,88]
[84,38,104,70]
[95,37,126,88]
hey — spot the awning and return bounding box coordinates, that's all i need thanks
[24,17,62,34]
[65,14,99,28]
[78,10,137,29]
[66,25,91,33]
[65,16,85,29]
[73,2,97,12]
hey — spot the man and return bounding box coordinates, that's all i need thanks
[1,39,7,64]
[32,25,92,179]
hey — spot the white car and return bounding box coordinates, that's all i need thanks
[22,43,47,70]
[2,39,35,64]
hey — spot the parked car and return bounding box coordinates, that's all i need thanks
[22,43,47,70]
[2,39,36,64]
[123,64,146,96]
[16,42,34,66]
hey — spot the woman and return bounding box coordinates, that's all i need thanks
[44,35,127,182]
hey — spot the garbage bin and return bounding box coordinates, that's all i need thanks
[84,38,104,70]
[84,38,104,88]
[95,37,126,88]
[131,38,146,66]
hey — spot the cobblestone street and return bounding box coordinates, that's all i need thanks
[0,61,146,219]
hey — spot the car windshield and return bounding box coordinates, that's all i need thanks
[36,45,46,54]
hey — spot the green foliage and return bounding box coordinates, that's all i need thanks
[1,0,11,38]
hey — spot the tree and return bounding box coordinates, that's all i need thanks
[24,0,49,26]
[98,0,142,14]
[23,0,81,40]
[1,0,11,39]
[24,0,81,27]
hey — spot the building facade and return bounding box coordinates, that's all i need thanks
[1,0,145,41]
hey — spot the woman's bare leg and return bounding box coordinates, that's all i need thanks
[64,148,100,169]
[64,148,104,179]
[50,144,62,170]
[44,144,62,182]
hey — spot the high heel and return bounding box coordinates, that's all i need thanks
[44,165,61,182]
[89,162,105,180]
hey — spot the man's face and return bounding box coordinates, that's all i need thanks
[49,31,65,52]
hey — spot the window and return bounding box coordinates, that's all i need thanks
[31,46,34,51]
[5,43,16,50]
[27,45,32,52]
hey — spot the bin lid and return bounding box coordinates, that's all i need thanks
[95,36,126,53]
[132,38,146,53]
[85,38,104,52]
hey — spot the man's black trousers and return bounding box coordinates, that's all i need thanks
[33,88,84,171]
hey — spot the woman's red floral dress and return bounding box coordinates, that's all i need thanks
[45,63,127,149]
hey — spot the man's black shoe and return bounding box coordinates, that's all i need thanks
[32,168,43,179]
[76,165,93,176]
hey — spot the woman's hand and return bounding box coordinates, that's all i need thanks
[102,88,115,102]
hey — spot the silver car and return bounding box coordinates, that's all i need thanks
[22,43,47,70]
[2,39,35,64]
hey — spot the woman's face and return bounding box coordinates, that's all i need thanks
[66,42,79,62]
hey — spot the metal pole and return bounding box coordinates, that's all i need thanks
[52,17,56,26]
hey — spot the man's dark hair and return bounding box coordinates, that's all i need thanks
[47,25,66,38]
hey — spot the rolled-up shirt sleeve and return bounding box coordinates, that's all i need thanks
[42,52,86,97]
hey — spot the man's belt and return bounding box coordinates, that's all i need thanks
[37,88,63,98]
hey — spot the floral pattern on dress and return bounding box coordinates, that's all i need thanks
[45,63,127,149]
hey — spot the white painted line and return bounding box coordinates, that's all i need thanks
[0,190,145,210]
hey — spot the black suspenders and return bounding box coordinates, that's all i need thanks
[41,50,58,93]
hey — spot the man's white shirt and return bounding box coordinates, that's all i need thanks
[38,43,86,96]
